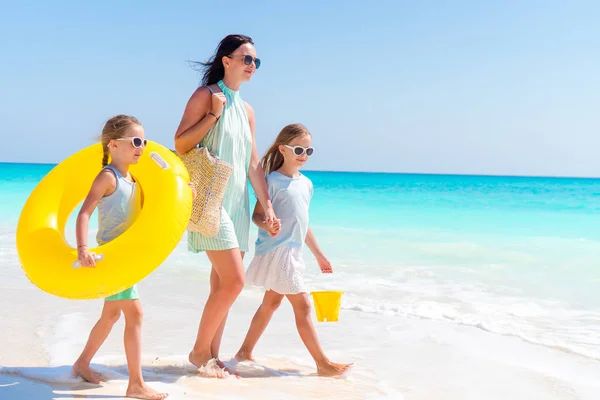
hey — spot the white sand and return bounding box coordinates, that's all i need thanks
[2,238,600,399]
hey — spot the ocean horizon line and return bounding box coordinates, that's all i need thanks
[1,161,599,181]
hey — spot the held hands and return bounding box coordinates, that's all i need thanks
[317,255,333,274]
[265,218,281,237]
[264,206,277,226]
[77,246,97,268]
[264,206,280,237]
[211,92,227,118]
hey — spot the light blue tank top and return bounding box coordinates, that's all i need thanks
[254,171,313,256]
[96,165,140,246]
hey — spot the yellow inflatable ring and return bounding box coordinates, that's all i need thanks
[16,141,192,300]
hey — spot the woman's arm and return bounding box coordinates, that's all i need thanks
[245,102,276,224]
[174,87,223,155]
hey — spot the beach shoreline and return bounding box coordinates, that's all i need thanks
[2,250,600,400]
[2,169,600,399]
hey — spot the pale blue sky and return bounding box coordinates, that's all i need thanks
[1,0,599,176]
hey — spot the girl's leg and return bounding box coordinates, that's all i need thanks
[286,293,352,377]
[72,300,121,383]
[189,248,245,377]
[235,290,285,361]
[120,299,168,400]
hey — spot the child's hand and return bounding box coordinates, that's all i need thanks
[266,218,281,237]
[317,256,333,274]
[188,182,197,199]
[77,247,97,268]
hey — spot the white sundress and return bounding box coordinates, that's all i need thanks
[246,171,313,295]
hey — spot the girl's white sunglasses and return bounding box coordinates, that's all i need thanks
[115,137,147,148]
[284,145,314,156]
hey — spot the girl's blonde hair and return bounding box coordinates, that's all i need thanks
[99,115,141,166]
[261,123,311,175]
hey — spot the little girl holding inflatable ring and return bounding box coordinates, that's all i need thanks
[71,115,170,400]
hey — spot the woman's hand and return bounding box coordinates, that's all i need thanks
[211,92,226,118]
[266,218,281,237]
[264,207,279,237]
[264,205,277,225]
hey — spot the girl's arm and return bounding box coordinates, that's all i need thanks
[174,87,221,155]
[252,200,280,237]
[245,102,276,224]
[305,227,333,273]
[75,170,115,266]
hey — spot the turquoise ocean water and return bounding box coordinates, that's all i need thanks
[1,162,600,362]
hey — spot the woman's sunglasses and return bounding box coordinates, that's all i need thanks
[284,145,314,156]
[115,137,147,148]
[229,54,261,69]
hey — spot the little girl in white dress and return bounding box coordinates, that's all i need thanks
[236,123,352,377]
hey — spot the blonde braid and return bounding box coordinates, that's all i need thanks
[101,142,110,166]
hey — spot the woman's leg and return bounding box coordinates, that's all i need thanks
[189,248,245,376]
[209,265,226,359]
[287,293,352,377]
[210,252,244,373]
[235,290,285,361]
[72,301,121,383]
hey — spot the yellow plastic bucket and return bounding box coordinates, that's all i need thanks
[310,291,344,322]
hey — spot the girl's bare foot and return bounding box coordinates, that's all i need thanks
[234,348,256,362]
[317,361,353,377]
[72,361,102,384]
[126,382,168,399]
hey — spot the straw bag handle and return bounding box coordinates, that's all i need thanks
[205,83,223,155]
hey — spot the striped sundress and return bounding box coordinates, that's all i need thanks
[187,79,252,253]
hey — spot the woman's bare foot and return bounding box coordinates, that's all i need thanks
[215,358,239,378]
[188,350,211,369]
[72,361,102,384]
[316,361,353,377]
[126,382,168,399]
[188,351,226,379]
[234,348,255,362]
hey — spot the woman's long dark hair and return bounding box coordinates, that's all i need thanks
[191,34,254,86]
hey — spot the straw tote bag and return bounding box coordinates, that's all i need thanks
[179,84,233,237]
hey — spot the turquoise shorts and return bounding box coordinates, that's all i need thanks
[105,285,139,301]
